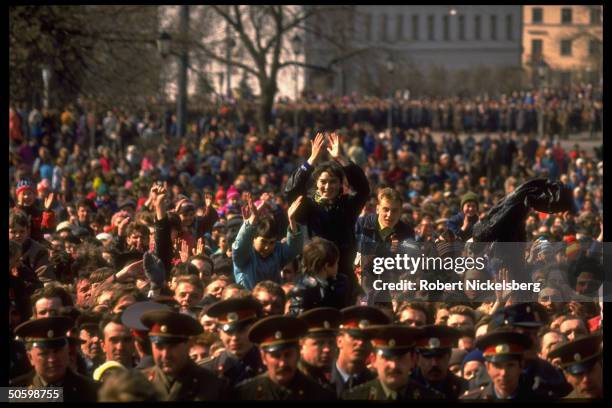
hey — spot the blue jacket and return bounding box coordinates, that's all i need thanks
[232,221,303,290]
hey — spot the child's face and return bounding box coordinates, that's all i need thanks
[253,236,276,258]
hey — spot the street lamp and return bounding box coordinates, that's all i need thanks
[157,31,171,58]
[290,34,302,135]
[385,56,395,133]
[226,37,236,99]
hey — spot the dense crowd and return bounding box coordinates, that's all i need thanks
[8,86,603,401]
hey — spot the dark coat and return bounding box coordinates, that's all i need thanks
[341,378,444,400]
[201,346,265,387]
[411,367,469,400]
[234,371,336,400]
[330,362,377,398]
[460,378,556,401]
[10,368,99,402]
[284,161,370,304]
[287,274,349,316]
[141,361,229,401]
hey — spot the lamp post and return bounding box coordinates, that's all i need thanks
[291,34,302,136]
[226,34,235,100]
[157,8,189,139]
[157,30,171,133]
[41,65,51,110]
[385,56,395,134]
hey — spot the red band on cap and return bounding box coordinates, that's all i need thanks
[219,310,257,324]
[483,343,524,356]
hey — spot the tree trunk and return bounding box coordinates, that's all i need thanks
[256,77,277,136]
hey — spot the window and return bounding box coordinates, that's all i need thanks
[532,39,543,59]
[396,15,404,41]
[458,15,465,40]
[443,15,450,40]
[427,15,435,40]
[561,8,572,24]
[560,39,572,56]
[490,15,497,40]
[380,14,388,41]
[589,39,601,56]
[412,15,419,40]
[590,7,601,25]
[532,7,543,23]
[364,14,372,41]
[474,15,481,40]
[531,39,543,60]
[506,15,513,41]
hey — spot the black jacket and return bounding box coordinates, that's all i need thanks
[284,161,370,303]
[287,274,349,316]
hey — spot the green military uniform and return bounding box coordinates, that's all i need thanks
[236,315,336,400]
[202,296,266,386]
[547,332,603,400]
[412,325,469,399]
[235,370,336,400]
[11,316,99,402]
[297,307,341,392]
[342,324,443,401]
[460,329,550,401]
[142,359,229,401]
[140,309,229,401]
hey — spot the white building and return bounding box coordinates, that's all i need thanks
[304,5,524,95]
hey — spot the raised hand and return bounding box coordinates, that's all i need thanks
[241,193,259,224]
[326,132,341,160]
[204,192,214,209]
[287,195,304,232]
[192,237,205,256]
[117,216,131,237]
[307,132,327,166]
[44,192,55,210]
[179,239,190,263]
[494,266,511,304]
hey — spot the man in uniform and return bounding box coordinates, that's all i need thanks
[235,315,336,400]
[331,306,390,397]
[122,301,170,369]
[490,302,572,398]
[297,307,340,391]
[548,332,603,399]
[200,296,266,386]
[412,324,469,399]
[461,329,552,400]
[140,309,229,400]
[342,325,443,400]
[10,316,99,401]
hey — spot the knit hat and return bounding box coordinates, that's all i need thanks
[462,348,485,371]
[16,179,34,196]
[460,192,479,209]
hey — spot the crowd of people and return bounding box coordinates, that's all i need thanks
[8,84,603,401]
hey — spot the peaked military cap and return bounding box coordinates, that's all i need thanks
[122,301,171,332]
[547,332,602,375]
[206,296,261,333]
[489,302,547,331]
[141,310,203,344]
[476,329,532,363]
[339,306,391,338]
[298,307,341,338]
[248,316,307,353]
[415,325,462,357]
[366,324,422,358]
[15,316,74,349]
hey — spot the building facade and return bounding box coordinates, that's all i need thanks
[304,5,524,96]
[522,5,602,88]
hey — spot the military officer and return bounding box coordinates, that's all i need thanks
[235,315,336,400]
[140,309,229,401]
[331,306,390,397]
[10,316,99,401]
[461,329,552,400]
[412,324,469,399]
[342,325,443,400]
[548,332,603,399]
[200,296,266,386]
[489,302,572,398]
[297,307,340,392]
[122,301,170,370]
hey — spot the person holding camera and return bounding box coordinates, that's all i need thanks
[447,192,479,241]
